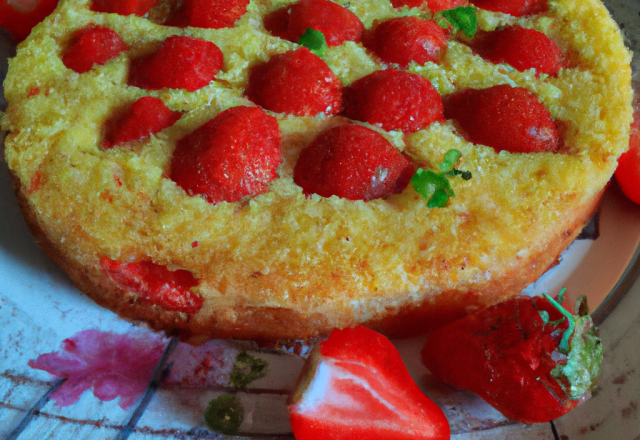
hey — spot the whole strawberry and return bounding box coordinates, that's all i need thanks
[289,326,450,439]
[421,291,602,423]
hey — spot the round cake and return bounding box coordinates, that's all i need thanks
[1,0,632,341]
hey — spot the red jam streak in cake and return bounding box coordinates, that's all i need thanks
[62,25,128,74]
[264,0,364,46]
[470,26,564,76]
[444,85,560,153]
[246,48,342,117]
[294,124,414,201]
[343,69,444,134]
[469,0,547,16]
[29,329,165,408]
[167,0,250,29]
[100,258,203,312]
[170,106,282,204]
[364,16,449,68]
[129,35,223,91]
[106,96,181,147]
[91,0,160,16]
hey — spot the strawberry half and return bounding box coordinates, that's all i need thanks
[288,326,450,440]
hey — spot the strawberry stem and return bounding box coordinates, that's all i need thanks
[543,293,575,353]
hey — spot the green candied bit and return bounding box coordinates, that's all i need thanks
[205,395,244,435]
[230,351,269,390]
[551,315,603,399]
[298,28,329,58]
[412,149,471,208]
[438,149,461,173]
[543,293,576,353]
[411,168,453,200]
[428,188,451,208]
[441,6,477,38]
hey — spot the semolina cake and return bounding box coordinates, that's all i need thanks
[0,0,633,340]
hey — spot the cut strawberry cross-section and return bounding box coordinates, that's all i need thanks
[469,0,547,17]
[470,26,564,76]
[167,0,250,29]
[264,0,364,47]
[444,84,559,153]
[294,124,414,201]
[343,69,444,134]
[129,35,223,91]
[100,258,203,313]
[91,0,160,16]
[0,0,59,42]
[106,96,181,147]
[245,48,342,117]
[364,16,449,68]
[390,0,469,13]
[62,25,128,74]
[288,326,450,440]
[170,105,282,205]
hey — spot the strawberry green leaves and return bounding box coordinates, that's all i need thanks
[299,28,328,58]
[545,294,603,400]
[411,149,471,208]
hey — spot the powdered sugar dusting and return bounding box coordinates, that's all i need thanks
[28,329,166,409]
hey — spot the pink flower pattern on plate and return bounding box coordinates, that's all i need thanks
[29,329,166,409]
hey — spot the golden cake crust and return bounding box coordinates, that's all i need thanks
[1,0,633,340]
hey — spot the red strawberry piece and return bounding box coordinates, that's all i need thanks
[100,257,203,312]
[294,124,414,201]
[421,294,602,423]
[444,84,559,153]
[129,35,223,92]
[91,0,160,16]
[469,0,547,16]
[262,6,291,40]
[166,0,249,29]
[288,326,450,440]
[614,110,640,204]
[364,17,449,68]
[245,48,342,117]
[343,69,444,134]
[170,106,282,204]
[390,0,469,13]
[470,26,564,76]
[0,0,59,42]
[107,97,181,147]
[264,0,364,47]
[62,25,127,74]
